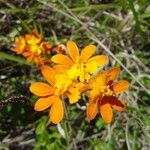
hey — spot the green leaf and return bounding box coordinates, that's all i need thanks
[36,116,48,135]
[0,52,32,66]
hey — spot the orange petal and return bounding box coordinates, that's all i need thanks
[67,41,79,61]
[79,83,90,93]
[88,55,108,67]
[23,52,31,57]
[18,36,25,41]
[112,80,130,94]
[41,65,56,85]
[25,34,32,41]
[100,104,113,124]
[24,46,30,51]
[49,98,64,124]
[93,71,107,87]
[26,55,33,62]
[30,82,55,96]
[32,28,38,36]
[34,96,56,111]
[51,54,73,65]
[86,102,98,120]
[34,56,40,66]
[107,67,120,85]
[80,45,96,61]
[14,47,23,54]
[53,65,70,73]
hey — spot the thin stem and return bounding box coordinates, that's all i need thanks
[63,99,77,150]
[63,100,70,147]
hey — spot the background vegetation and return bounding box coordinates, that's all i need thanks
[0,0,149,149]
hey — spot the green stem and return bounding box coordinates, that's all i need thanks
[63,100,77,149]
[63,100,70,147]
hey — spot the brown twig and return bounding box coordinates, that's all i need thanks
[0,95,30,107]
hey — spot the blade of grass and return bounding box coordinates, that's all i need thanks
[18,18,32,33]
[140,13,150,19]
[0,6,40,14]
[0,52,32,66]
[128,0,142,32]
[69,4,124,12]
[0,8,26,13]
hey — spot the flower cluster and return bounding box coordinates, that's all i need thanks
[13,29,65,67]
[29,40,130,124]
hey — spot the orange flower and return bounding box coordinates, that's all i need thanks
[51,41,108,81]
[30,65,87,124]
[13,36,26,54]
[30,66,63,124]
[23,30,51,64]
[86,67,130,123]
[13,29,52,66]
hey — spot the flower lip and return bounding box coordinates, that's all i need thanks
[98,96,124,108]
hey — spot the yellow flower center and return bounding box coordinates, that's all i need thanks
[26,36,42,55]
[27,36,41,45]
[100,85,113,97]
[54,73,72,96]
[53,71,83,104]
[89,81,113,101]
[67,56,97,82]
[29,44,42,55]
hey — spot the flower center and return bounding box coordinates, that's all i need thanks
[30,44,42,55]
[100,85,113,97]
[54,73,72,96]
[26,36,42,55]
